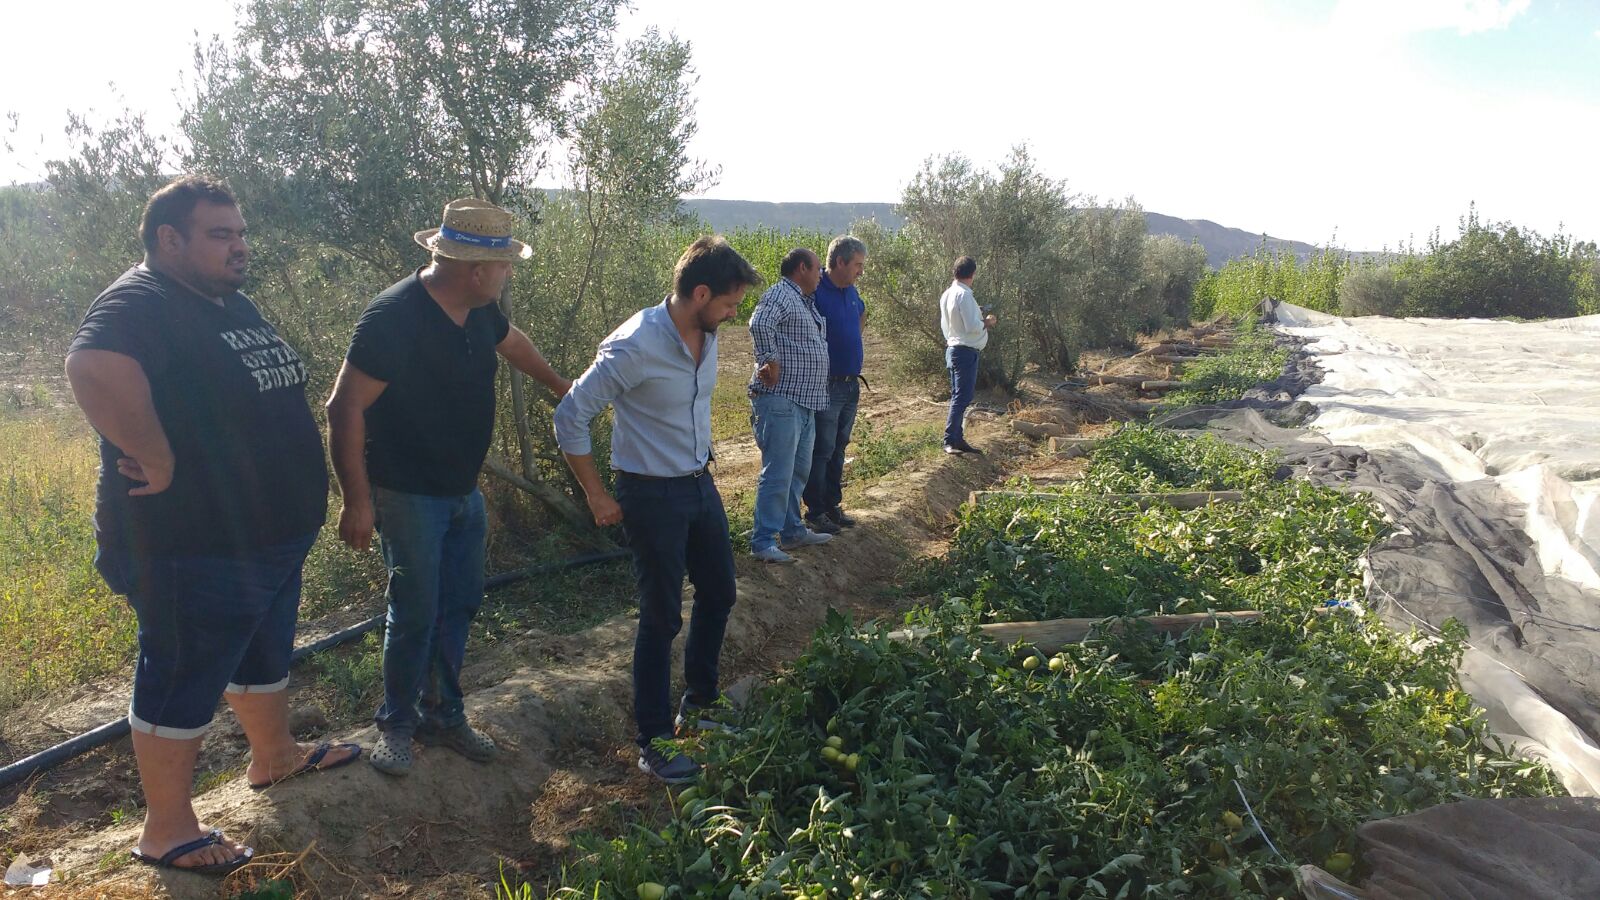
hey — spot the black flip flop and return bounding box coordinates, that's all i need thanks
[129,829,253,876]
[248,741,363,790]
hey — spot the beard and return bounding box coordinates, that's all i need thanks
[215,256,249,291]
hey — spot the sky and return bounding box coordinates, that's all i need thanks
[3,0,1597,250]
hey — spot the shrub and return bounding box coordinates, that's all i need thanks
[1339,265,1406,317]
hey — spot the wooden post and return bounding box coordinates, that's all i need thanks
[1046,437,1102,457]
[967,490,1245,509]
[887,607,1339,655]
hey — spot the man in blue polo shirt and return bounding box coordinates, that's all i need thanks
[803,235,868,534]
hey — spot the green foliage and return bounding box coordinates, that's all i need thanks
[0,415,130,711]
[847,421,944,482]
[1391,208,1593,320]
[1194,208,1600,323]
[864,148,1201,390]
[1141,236,1210,328]
[1076,425,1281,494]
[302,633,385,721]
[1338,266,1406,318]
[1160,328,1289,409]
[541,430,1559,898]
[1192,245,1350,321]
[725,228,831,321]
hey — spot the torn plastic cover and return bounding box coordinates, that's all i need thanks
[1164,301,1600,795]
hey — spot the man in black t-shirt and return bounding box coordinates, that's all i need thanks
[67,177,359,876]
[327,198,570,777]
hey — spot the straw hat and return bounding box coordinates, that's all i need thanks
[413,197,533,262]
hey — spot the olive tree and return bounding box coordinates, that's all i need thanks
[870,148,1187,390]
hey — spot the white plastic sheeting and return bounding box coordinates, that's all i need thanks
[1272,303,1600,795]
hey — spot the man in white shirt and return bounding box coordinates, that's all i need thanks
[938,256,997,454]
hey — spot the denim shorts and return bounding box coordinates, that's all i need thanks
[95,532,319,738]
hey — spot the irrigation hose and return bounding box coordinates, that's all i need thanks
[0,548,631,791]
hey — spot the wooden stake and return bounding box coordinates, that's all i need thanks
[888,607,1338,655]
[967,490,1244,509]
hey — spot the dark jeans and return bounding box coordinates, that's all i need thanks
[804,377,860,516]
[616,472,738,748]
[96,532,318,738]
[945,345,980,446]
[372,486,487,738]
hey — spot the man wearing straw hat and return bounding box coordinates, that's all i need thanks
[327,197,570,776]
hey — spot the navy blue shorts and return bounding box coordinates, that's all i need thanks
[95,532,319,738]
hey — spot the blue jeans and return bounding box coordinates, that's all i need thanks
[750,391,817,551]
[945,346,980,446]
[615,472,737,748]
[96,532,318,738]
[372,486,487,738]
[804,378,860,516]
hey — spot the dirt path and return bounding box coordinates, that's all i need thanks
[5,327,1085,898]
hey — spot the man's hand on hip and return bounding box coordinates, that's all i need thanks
[118,453,174,496]
[756,360,781,388]
[339,498,376,551]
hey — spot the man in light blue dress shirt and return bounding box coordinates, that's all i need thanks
[554,236,761,783]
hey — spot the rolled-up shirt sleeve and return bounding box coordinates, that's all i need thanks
[553,341,643,456]
[748,284,791,367]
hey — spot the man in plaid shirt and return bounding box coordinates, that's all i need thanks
[747,248,833,563]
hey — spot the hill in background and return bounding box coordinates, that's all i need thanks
[680,199,1327,268]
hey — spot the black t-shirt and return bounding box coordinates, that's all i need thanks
[346,272,511,496]
[70,266,329,557]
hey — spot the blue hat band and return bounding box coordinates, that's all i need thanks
[440,224,513,249]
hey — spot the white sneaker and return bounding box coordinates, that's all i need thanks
[780,529,833,550]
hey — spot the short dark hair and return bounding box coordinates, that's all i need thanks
[674,235,761,300]
[140,175,238,256]
[779,247,817,278]
[953,256,977,280]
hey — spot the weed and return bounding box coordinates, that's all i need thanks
[710,378,753,443]
[846,420,943,483]
[195,765,244,795]
[301,633,384,722]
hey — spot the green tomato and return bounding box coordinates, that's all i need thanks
[637,883,666,900]
[1324,852,1355,876]
[826,735,844,750]
[1048,657,1066,673]
[845,753,860,772]
[1022,656,1041,671]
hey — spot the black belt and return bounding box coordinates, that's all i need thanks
[616,465,710,481]
[830,374,871,390]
